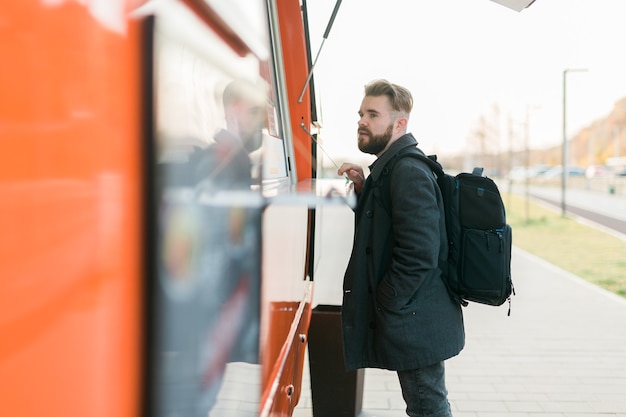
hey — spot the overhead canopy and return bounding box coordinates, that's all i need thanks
[490,0,536,12]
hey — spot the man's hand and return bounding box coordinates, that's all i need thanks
[338,163,365,193]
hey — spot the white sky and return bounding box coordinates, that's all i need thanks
[305,0,626,162]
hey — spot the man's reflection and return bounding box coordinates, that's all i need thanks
[155,77,266,416]
[189,79,266,190]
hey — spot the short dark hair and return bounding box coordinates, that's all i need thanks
[364,79,413,116]
[222,79,265,107]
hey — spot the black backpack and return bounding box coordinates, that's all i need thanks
[381,148,514,314]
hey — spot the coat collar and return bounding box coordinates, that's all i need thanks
[369,133,419,183]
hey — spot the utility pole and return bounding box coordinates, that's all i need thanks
[561,68,587,216]
[524,107,530,223]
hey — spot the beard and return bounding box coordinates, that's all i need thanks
[242,129,263,153]
[235,117,263,153]
[357,124,393,155]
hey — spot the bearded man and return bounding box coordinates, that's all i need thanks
[338,79,465,417]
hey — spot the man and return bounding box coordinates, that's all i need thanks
[157,78,266,413]
[191,78,266,189]
[338,79,465,417]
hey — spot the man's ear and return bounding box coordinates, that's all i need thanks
[395,116,408,132]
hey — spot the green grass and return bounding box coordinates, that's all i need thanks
[503,193,626,298]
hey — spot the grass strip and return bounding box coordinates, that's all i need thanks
[503,193,626,298]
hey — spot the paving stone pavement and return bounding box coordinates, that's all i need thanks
[293,247,626,417]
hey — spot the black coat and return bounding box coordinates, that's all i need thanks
[341,133,465,371]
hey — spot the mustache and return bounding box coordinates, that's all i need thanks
[358,127,371,136]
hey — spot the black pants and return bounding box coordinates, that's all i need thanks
[397,361,452,417]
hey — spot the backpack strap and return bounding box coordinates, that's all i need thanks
[375,147,444,216]
[414,153,445,178]
[375,149,463,306]
[392,147,445,179]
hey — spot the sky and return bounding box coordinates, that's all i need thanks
[305,0,626,164]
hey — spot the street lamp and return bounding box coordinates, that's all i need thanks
[524,104,540,223]
[561,68,587,216]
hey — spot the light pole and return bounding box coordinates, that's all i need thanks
[561,68,587,216]
[524,104,540,223]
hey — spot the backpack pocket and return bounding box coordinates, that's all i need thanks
[457,176,505,230]
[459,226,512,306]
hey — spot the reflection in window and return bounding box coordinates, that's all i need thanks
[148,1,280,415]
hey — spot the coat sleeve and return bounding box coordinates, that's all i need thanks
[375,158,442,311]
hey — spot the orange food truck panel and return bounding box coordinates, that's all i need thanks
[0,2,143,417]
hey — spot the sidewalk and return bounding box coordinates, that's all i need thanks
[294,247,626,417]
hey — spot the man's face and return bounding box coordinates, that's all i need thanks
[357,95,395,155]
[231,100,265,152]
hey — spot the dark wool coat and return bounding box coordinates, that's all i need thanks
[341,133,465,371]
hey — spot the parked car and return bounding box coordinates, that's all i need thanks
[538,165,585,180]
[585,165,611,178]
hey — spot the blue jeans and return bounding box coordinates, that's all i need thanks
[397,361,452,417]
